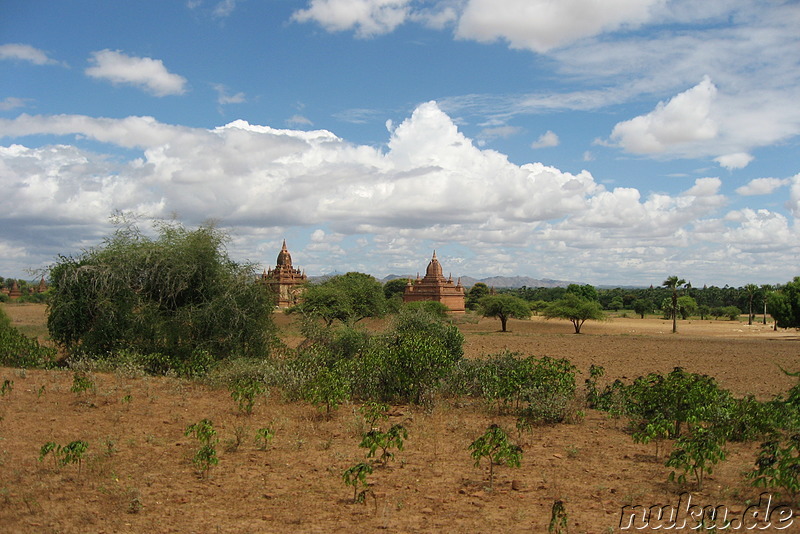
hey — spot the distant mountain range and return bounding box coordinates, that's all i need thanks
[381,274,576,289]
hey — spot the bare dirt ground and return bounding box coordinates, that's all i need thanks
[1,303,799,533]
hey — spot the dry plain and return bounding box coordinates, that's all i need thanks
[1,303,799,533]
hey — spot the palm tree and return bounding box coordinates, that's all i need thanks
[760,284,772,325]
[744,284,758,326]
[663,276,687,333]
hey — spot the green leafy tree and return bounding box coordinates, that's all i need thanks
[290,272,386,326]
[466,282,490,310]
[47,217,275,366]
[542,293,605,334]
[676,295,698,319]
[768,278,800,328]
[632,299,653,319]
[479,294,530,332]
[382,278,409,301]
[663,276,688,333]
[720,305,742,321]
[565,283,599,301]
[608,296,624,311]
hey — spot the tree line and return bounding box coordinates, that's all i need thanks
[2,219,799,373]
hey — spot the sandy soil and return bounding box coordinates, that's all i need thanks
[1,304,799,533]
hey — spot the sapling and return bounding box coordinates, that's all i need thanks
[342,462,372,503]
[549,500,568,534]
[632,414,673,460]
[229,379,264,415]
[39,440,89,475]
[359,401,389,427]
[359,424,408,465]
[665,426,727,490]
[303,366,350,416]
[747,434,800,504]
[469,424,522,490]
[39,441,60,470]
[1,379,12,396]
[71,371,95,395]
[254,427,275,451]
[185,419,219,478]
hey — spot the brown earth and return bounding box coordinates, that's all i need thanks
[1,303,799,533]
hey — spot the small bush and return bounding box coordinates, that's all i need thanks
[0,308,57,368]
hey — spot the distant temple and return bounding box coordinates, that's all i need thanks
[261,240,307,308]
[1,277,47,300]
[403,251,465,313]
[7,280,22,300]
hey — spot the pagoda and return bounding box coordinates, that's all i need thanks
[402,251,465,313]
[261,240,307,308]
[7,280,22,300]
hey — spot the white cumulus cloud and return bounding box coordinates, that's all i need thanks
[531,130,559,149]
[292,0,412,37]
[456,0,663,52]
[715,153,754,170]
[85,50,188,97]
[610,76,718,155]
[735,177,789,197]
[0,43,60,65]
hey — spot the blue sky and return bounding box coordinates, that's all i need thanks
[1,0,799,287]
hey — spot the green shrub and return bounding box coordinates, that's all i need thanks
[354,308,463,404]
[624,367,729,438]
[0,308,57,368]
[47,218,276,367]
[402,300,450,319]
[747,434,800,504]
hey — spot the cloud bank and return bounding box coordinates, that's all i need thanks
[1,102,797,284]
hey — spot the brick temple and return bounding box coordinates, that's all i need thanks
[402,251,465,313]
[261,240,306,308]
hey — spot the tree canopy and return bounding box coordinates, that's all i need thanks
[290,272,387,326]
[768,277,800,329]
[479,294,530,332]
[663,276,688,333]
[47,219,275,367]
[383,278,409,301]
[466,282,491,310]
[543,293,605,334]
[565,283,599,302]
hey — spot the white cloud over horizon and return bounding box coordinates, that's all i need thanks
[85,50,188,96]
[1,101,797,285]
[0,43,60,65]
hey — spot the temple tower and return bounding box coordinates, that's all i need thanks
[261,240,307,308]
[402,251,465,313]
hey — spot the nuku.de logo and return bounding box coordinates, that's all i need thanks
[619,492,794,530]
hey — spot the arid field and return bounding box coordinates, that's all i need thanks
[1,303,799,533]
